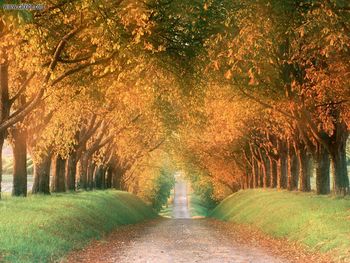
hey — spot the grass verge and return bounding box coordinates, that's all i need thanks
[210,189,350,262]
[189,194,209,217]
[0,190,157,263]
[159,189,174,218]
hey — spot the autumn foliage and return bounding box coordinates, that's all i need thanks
[0,0,349,204]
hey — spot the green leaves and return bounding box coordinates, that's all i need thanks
[17,10,33,23]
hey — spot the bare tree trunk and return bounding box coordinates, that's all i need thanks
[94,165,104,189]
[106,166,113,189]
[246,171,251,189]
[269,157,277,188]
[0,135,4,199]
[252,158,259,188]
[101,167,106,189]
[262,155,270,188]
[330,141,349,195]
[11,126,27,196]
[277,140,288,189]
[329,125,349,195]
[0,62,10,199]
[77,154,88,190]
[66,152,77,191]
[87,160,95,190]
[314,146,330,195]
[112,167,122,190]
[297,147,311,192]
[287,142,298,191]
[259,165,264,187]
[32,152,51,194]
[51,155,66,193]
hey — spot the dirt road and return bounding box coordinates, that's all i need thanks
[172,180,190,219]
[65,181,295,263]
[65,180,333,262]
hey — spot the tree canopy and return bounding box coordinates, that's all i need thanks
[0,0,349,205]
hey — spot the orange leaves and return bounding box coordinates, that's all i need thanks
[224,70,232,80]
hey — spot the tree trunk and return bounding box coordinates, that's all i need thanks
[269,157,277,188]
[87,160,95,190]
[291,154,299,190]
[297,147,311,192]
[11,126,27,197]
[101,167,106,189]
[259,165,264,187]
[252,158,259,188]
[262,156,270,188]
[287,142,298,191]
[32,152,51,194]
[240,174,245,190]
[77,154,88,190]
[314,146,330,195]
[66,152,77,191]
[94,165,104,189]
[106,166,113,189]
[330,140,349,195]
[277,155,288,189]
[112,167,122,190]
[0,135,4,199]
[243,169,250,189]
[0,62,10,199]
[277,140,288,189]
[51,155,66,192]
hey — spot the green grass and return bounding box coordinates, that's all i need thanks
[211,189,350,261]
[0,190,157,263]
[189,193,209,217]
[159,204,173,218]
[159,189,174,218]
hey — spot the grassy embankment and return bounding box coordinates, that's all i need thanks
[189,194,209,218]
[0,190,157,263]
[158,188,174,218]
[211,189,350,261]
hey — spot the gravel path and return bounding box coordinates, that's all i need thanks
[110,218,285,263]
[65,181,290,263]
[172,181,190,219]
[65,179,333,263]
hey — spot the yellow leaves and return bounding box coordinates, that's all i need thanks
[113,43,121,51]
[224,70,232,80]
[203,3,209,11]
[248,68,256,86]
[144,41,154,51]
[213,60,220,70]
[157,45,166,52]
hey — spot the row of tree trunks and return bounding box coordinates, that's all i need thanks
[247,138,315,193]
[31,150,127,194]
